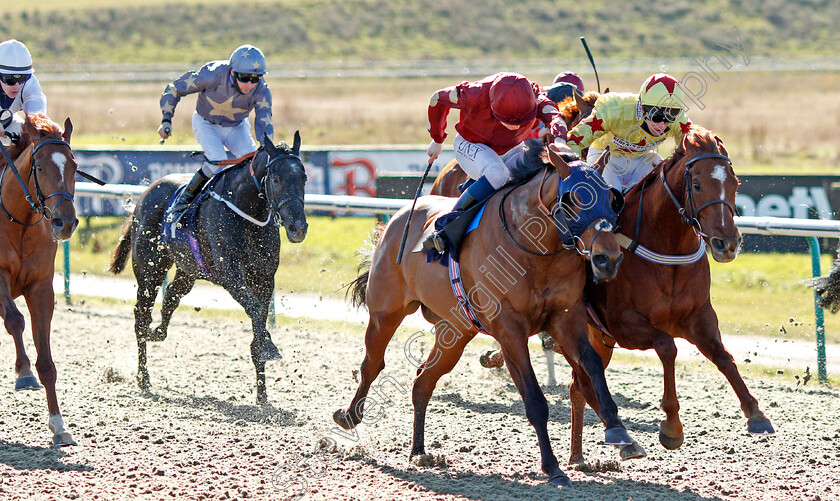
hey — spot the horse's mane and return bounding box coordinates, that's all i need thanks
[508,138,549,182]
[557,91,599,122]
[26,113,62,137]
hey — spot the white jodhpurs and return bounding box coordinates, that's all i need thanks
[192,112,258,175]
[453,134,526,190]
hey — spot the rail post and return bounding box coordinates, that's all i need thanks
[807,236,829,384]
[63,240,71,304]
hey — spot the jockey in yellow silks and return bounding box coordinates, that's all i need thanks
[567,73,692,193]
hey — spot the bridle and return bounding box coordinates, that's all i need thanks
[0,138,74,226]
[249,149,305,225]
[660,152,736,239]
[500,165,621,258]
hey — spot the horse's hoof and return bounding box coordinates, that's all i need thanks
[659,429,684,450]
[479,350,504,368]
[332,409,355,430]
[259,341,282,362]
[548,472,573,488]
[619,440,647,460]
[147,326,168,342]
[604,427,633,446]
[747,418,775,435]
[53,432,77,448]
[15,375,42,391]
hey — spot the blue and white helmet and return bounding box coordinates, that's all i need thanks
[0,39,34,75]
[229,44,266,75]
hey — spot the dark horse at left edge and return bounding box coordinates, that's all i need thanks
[0,113,79,446]
[109,133,308,404]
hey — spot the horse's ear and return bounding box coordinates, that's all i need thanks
[574,90,594,122]
[603,87,610,93]
[264,134,277,155]
[714,134,729,157]
[573,89,587,112]
[62,118,73,143]
[292,130,301,156]
[23,114,39,139]
[593,145,610,175]
[547,144,572,178]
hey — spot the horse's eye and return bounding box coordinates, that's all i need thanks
[693,181,701,190]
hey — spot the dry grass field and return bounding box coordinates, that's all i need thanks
[45,69,840,173]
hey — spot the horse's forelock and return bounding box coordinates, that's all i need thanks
[27,113,62,137]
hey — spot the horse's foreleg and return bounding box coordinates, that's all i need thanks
[24,280,76,447]
[151,267,195,342]
[0,275,37,390]
[549,310,634,448]
[689,310,774,435]
[498,331,570,488]
[409,324,474,459]
[133,265,169,391]
[653,334,684,449]
[333,308,407,431]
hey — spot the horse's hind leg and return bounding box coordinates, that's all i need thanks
[409,322,474,459]
[333,307,409,430]
[688,311,774,435]
[25,279,76,446]
[0,275,39,391]
[149,267,196,342]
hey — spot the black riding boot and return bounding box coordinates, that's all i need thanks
[423,176,495,253]
[166,170,210,223]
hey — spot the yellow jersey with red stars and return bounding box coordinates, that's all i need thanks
[566,92,691,157]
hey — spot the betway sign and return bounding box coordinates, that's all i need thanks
[736,176,835,220]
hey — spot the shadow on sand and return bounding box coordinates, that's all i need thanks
[0,440,92,472]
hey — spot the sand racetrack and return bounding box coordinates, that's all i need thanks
[0,299,838,500]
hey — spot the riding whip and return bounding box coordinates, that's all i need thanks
[580,36,601,93]
[395,157,434,265]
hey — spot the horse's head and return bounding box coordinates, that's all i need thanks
[669,127,741,262]
[547,144,624,282]
[255,131,308,243]
[22,114,78,240]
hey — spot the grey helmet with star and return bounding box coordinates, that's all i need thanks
[229,45,266,75]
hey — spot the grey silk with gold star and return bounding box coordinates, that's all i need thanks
[159,60,273,142]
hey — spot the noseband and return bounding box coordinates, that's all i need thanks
[660,152,736,238]
[0,138,74,226]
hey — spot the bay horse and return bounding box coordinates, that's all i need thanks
[571,127,775,464]
[0,113,79,446]
[334,140,631,488]
[432,91,600,383]
[109,133,308,404]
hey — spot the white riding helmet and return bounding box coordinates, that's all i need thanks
[0,39,34,75]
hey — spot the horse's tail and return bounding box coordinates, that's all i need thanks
[805,253,840,313]
[345,224,385,309]
[108,216,134,275]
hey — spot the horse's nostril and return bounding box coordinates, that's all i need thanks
[288,224,297,233]
[593,254,608,269]
[711,238,727,252]
[51,219,63,230]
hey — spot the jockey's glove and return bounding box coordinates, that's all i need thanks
[158,120,172,140]
[427,140,443,161]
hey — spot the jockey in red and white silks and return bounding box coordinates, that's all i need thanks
[427,72,569,191]
[567,73,693,193]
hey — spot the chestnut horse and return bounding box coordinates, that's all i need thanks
[0,113,79,446]
[571,127,774,464]
[334,141,631,488]
[429,91,598,198]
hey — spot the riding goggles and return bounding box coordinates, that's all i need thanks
[0,73,31,85]
[642,105,682,124]
[235,73,261,84]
